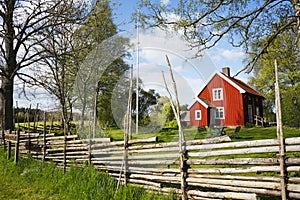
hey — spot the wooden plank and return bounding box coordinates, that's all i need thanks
[5,134,18,141]
[287,184,300,193]
[189,145,300,158]
[188,190,257,200]
[92,159,179,166]
[91,153,179,161]
[46,135,78,140]
[188,182,280,196]
[187,158,279,165]
[188,174,281,182]
[91,135,230,150]
[189,166,300,174]
[130,173,181,184]
[46,146,88,152]
[128,137,158,145]
[187,177,281,190]
[81,138,112,143]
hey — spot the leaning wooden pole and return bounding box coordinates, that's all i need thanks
[274,59,287,200]
[163,55,188,200]
[119,65,133,186]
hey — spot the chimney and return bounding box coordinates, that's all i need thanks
[222,67,230,77]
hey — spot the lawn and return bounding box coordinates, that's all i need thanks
[15,120,300,142]
[4,124,300,200]
[0,149,175,200]
[108,126,300,142]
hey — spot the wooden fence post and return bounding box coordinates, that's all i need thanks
[163,55,189,200]
[7,141,11,160]
[14,130,20,163]
[274,60,287,200]
[2,129,5,150]
[43,111,47,161]
[63,135,67,172]
[88,139,92,165]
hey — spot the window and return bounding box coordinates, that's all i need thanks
[248,105,253,123]
[195,110,201,120]
[213,88,223,101]
[215,107,224,119]
[256,106,260,116]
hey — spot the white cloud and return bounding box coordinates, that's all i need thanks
[123,27,218,105]
[209,48,245,63]
[160,0,170,6]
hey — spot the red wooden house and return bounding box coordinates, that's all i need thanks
[189,67,264,127]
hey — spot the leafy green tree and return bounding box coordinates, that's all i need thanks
[74,0,129,130]
[0,0,85,130]
[248,31,300,126]
[138,1,300,73]
[132,88,160,126]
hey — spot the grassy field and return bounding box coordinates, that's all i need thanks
[0,149,175,200]
[15,120,300,142]
[107,126,300,142]
[3,125,300,199]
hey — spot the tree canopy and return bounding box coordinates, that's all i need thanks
[0,0,86,130]
[138,0,300,74]
[248,31,300,126]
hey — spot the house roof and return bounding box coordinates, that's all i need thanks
[224,74,264,98]
[195,70,264,98]
[188,70,264,109]
[180,111,190,122]
[200,98,216,107]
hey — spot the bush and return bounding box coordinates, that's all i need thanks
[165,120,178,129]
[245,122,255,128]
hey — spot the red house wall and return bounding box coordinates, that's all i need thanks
[189,102,208,126]
[197,74,245,126]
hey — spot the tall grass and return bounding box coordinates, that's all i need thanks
[0,149,175,200]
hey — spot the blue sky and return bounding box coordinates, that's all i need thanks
[14,0,249,109]
[110,0,248,80]
[109,0,249,105]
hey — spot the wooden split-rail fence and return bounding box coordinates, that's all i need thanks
[1,130,300,200]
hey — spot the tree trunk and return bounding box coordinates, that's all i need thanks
[1,77,14,130]
[293,1,300,59]
[2,0,16,131]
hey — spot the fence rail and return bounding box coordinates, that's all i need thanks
[1,130,300,200]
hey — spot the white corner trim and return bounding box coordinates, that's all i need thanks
[217,72,246,93]
[195,97,208,109]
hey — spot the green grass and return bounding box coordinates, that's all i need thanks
[16,120,300,142]
[108,126,300,142]
[0,149,175,200]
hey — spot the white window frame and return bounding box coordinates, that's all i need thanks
[195,110,202,120]
[215,107,225,119]
[212,88,223,101]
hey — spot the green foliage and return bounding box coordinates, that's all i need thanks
[245,122,255,128]
[72,0,129,129]
[132,88,160,126]
[248,31,300,127]
[163,101,175,123]
[165,120,178,129]
[0,149,173,200]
